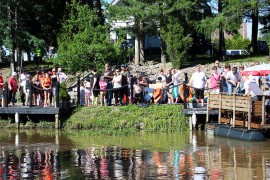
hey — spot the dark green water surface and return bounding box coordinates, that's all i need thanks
[0,129,269,179]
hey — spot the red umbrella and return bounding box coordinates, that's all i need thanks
[240,63,270,76]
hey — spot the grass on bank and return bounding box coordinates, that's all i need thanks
[64,104,188,134]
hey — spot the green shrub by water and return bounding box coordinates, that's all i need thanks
[65,104,188,133]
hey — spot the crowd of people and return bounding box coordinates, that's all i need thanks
[187,60,270,103]
[0,67,67,107]
[0,60,269,108]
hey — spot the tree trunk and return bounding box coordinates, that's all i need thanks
[134,33,140,65]
[251,7,259,55]
[218,0,225,59]
[160,18,167,64]
[160,35,167,64]
[139,36,144,65]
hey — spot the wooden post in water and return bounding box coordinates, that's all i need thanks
[183,73,188,109]
[55,114,59,129]
[29,81,33,107]
[55,82,59,107]
[4,82,8,107]
[130,77,134,104]
[77,76,80,106]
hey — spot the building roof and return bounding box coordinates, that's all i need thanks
[111,0,122,5]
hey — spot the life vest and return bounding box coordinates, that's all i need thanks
[43,77,52,87]
[179,85,193,102]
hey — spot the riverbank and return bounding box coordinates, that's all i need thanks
[64,104,187,134]
[0,104,187,134]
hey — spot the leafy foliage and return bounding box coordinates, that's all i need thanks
[162,18,192,69]
[50,0,121,73]
[225,34,251,50]
[65,105,188,133]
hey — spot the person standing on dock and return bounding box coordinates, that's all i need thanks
[8,72,18,106]
[42,72,52,107]
[189,65,207,105]
[19,69,27,106]
[209,66,221,93]
[57,67,67,84]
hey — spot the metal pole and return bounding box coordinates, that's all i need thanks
[183,73,188,109]
[29,81,33,107]
[55,82,59,107]
[130,77,134,104]
[4,82,8,107]
[77,76,80,106]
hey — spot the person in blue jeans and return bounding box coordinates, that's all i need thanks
[103,63,113,106]
[226,67,241,95]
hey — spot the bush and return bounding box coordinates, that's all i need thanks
[59,83,70,101]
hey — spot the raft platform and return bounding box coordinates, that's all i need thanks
[205,93,270,141]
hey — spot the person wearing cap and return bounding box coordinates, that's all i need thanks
[19,69,27,106]
[120,64,130,105]
[8,72,18,106]
[214,60,223,75]
[0,71,4,106]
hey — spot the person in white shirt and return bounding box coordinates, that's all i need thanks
[57,67,67,84]
[189,65,207,104]
[244,76,263,101]
[19,70,27,106]
[226,67,241,95]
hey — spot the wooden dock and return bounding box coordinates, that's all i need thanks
[0,106,75,129]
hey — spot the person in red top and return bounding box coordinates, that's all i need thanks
[42,72,52,107]
[8,72,18,106]
[0,71,4,107]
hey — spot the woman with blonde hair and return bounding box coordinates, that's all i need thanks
[112,69,122,106]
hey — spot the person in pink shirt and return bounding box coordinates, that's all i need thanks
[209,66,221,93]
[8,72,18,106]
[99,76,107,106]
[0,71,4,107]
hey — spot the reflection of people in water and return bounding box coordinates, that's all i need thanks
[153,152,168,178]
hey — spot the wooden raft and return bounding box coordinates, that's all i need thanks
[207,93,270,130]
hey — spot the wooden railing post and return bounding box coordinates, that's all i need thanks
[29,81,33,107]
[55,82,59,108]
[77,76,80,106]
[183,73,188,109]
[130,77,134,104]
[4,82,8,107]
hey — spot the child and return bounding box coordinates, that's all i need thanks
[153,77,164,104]
[84,78,92,107]
[99,76,107,106]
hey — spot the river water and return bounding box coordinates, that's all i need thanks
[0,129,270,179]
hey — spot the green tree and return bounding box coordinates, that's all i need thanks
[198,0,247,58]
[162,17,192,69]
[53,0,120,73]
[225,34,251,49]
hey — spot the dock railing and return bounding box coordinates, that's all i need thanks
[207,93,270,130]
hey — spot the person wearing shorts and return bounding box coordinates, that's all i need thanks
[99,76,107,106]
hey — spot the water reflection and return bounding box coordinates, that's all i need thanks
[0,130,270,179]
